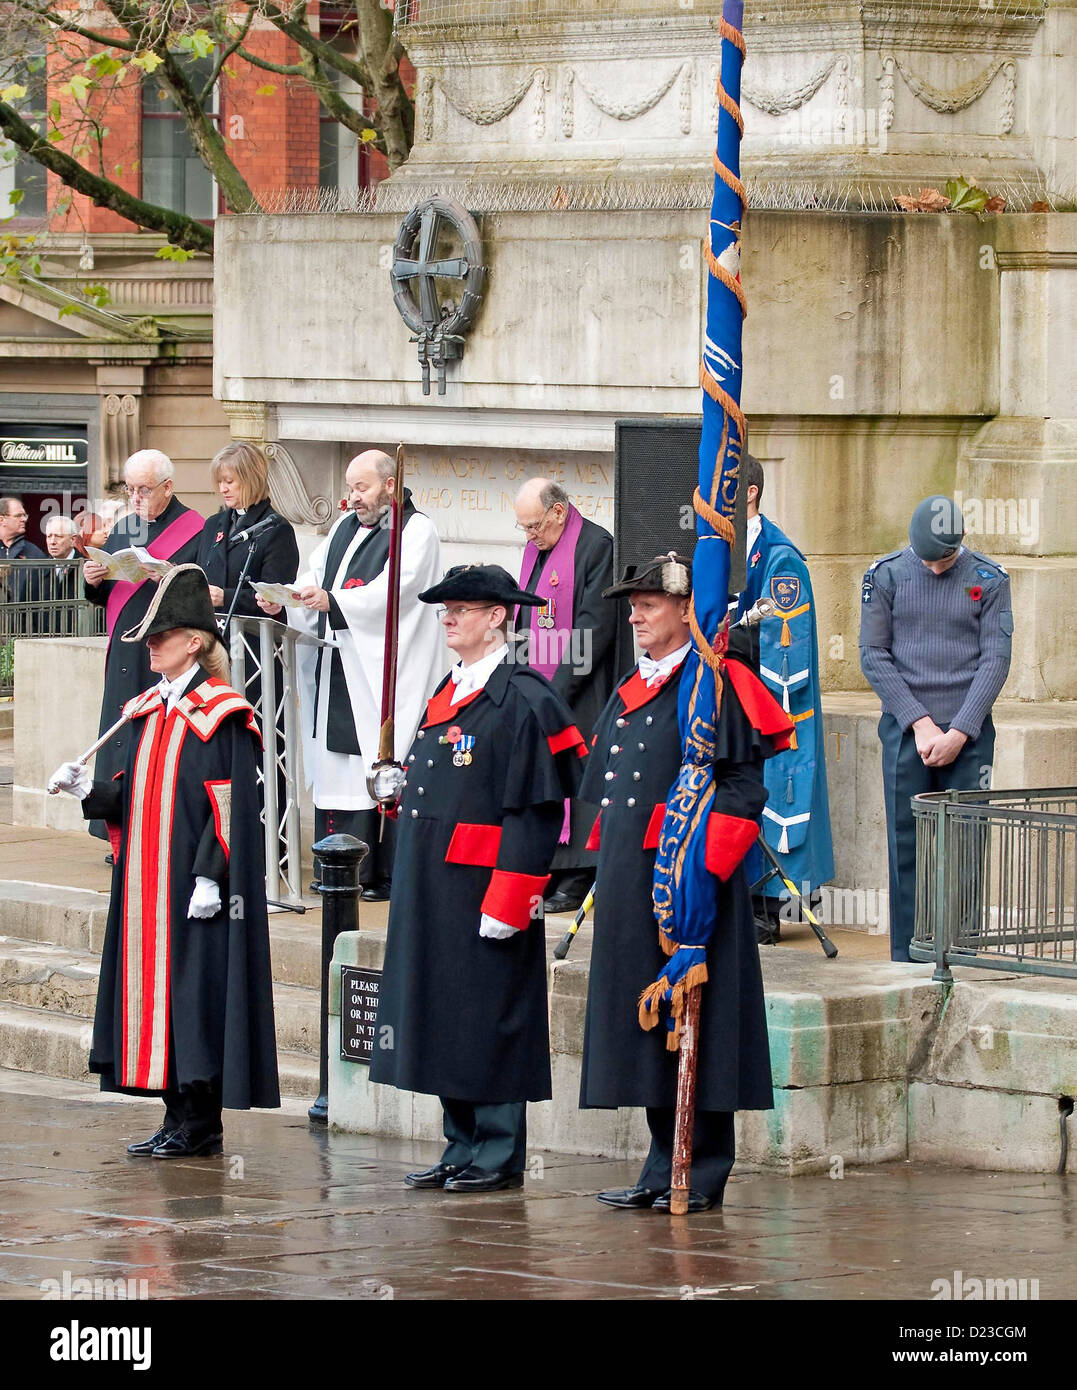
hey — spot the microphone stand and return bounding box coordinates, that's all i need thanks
[217,523,301,916]
[219,537,258,644]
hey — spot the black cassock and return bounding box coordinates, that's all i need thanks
[521,516,630,878]
[579,654,776,1114]
[83,670,279,1110]
[370,661,585,1103]
[85,497,203,837]
[196,499,300,624]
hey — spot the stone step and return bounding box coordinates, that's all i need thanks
[0,935,320,1056]
[0,878,330,985]
[0,999,318,1099]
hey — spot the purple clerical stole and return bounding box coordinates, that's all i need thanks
[519,503,584,842]
[518,503,583,680]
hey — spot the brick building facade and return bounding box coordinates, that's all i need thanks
[1,4,405,538]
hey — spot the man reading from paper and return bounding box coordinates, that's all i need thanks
[257,449,442,900]
[82,450,203,842]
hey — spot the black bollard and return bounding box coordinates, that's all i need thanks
[308,833,368,1126]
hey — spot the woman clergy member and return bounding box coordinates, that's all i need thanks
[49,564,280,1158]
[196,441,299,636]
[369,564,587,1193]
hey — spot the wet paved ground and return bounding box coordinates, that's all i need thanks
[0,1069,1069,1304]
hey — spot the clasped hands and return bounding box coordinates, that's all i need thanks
[912,717,968,768]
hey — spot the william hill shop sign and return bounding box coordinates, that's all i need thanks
[0,436,88,466]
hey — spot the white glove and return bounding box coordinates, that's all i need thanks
[370,763,407,804]
[47,761,92,799]
[187,876,222,920]
[479,914,519,941]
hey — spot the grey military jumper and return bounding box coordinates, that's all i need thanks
[859,545,1013,959]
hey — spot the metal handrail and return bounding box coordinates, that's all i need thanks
[229,616,331,910]
[911,787,1077,983]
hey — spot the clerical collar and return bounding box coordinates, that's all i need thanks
[639,641,691,687]
[450,643,509,703]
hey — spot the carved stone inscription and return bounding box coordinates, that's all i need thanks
[405,445,614,545]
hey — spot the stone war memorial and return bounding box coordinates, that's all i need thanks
[7,0,1077,1197]
[208,0,1077,1175]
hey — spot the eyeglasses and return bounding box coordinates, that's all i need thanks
[513,505,556,535]
[436,604,496,621]
[124,480,170,499]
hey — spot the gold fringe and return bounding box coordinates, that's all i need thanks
[712,149,748,210]
[719,16,747,55]
[780,616,791,646]
[716,80,744,135]
[658,931,677,958]
[665,963,711,1051]
[699,361,748,445]
[693,485,736,544]
[638,978,669,1031]
[704,242,748,318]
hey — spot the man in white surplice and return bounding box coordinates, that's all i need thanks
[258,450,442,899]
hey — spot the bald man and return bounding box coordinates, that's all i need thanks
[261,449,443,899]
[514,477,628,913]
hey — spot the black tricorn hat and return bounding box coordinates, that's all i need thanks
[603,551,693,600]
[121,563,224,646]
[419,563,545,608]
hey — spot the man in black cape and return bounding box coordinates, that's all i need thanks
[50,565,279,1158]
[82,450,203,840]
[578,553,793,1212]
[370,564,585,1193]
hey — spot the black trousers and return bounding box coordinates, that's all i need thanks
[438,1098,527,1175]
[637,1107,736,1202]
[879,714,995,961]
[162,1080,223,1144]
[314,807,396,887]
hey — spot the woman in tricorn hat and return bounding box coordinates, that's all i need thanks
[50,564,280,1157]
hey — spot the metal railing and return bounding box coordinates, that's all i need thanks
[229,616,328,911]
[911,788,1077,982]
[0,558,105,697]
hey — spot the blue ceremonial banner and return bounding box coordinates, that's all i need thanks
[640,0,748,1048]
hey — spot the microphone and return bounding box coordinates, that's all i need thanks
[230,511,282,546]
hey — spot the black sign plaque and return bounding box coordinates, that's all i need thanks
[340,965,382,1065]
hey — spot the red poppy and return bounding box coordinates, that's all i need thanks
[968,585,983,601]
[343,578,365,589]
[339,498,349,511]
[215,531,224,543]
[446,724,463,744]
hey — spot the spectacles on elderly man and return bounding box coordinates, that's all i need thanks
[436,605,497,621]
[124,480,170,499]
[514,504,558,535]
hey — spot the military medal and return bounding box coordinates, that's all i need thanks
[452,734,475,767]
[539,596,555,629]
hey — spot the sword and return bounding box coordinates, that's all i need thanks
[366,443,408,811]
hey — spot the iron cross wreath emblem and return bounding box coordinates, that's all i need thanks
[390,196,486,397]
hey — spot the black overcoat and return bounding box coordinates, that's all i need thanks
[579,657,775,1112]
[83,669,280,1110]
[369,660,584,1102]
[196,499,300,622]
[85,497,203,827]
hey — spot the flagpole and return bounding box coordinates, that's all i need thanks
[668,0,748,1217]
